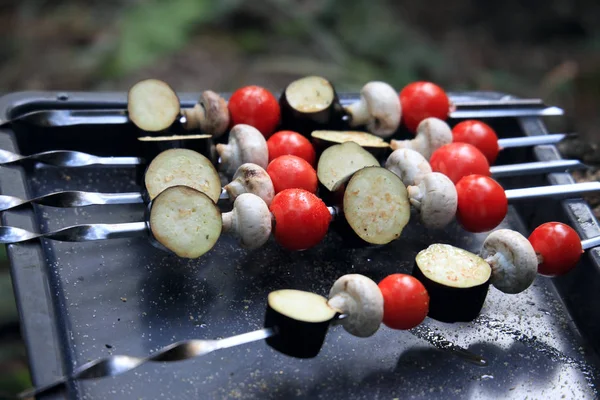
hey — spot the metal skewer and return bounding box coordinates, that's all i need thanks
[0,98,562,128]
[0,159,586,213]
[10,327,275,399]
[0,149,143,167]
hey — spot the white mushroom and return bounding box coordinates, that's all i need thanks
[384,148,432,186]
[327,274,384,338]
[221,193,272,250]
[344,81,401,139]
[480,229,538,294]
[390,117,452,159]
[182,90,230,138]
[223,163,275,206]
[216,124,269,177]
[407,172,457,229]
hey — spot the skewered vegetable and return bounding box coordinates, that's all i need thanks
[267,130,316,166]
[385,148,432,186]
[528,222,584,276]
[327,274,384,337]
[223,163,275,206]
[343,81,401,138]
[310,130,390,159]
[399,81,451,133]
[148,186,222,258]
[264,289,337,358]
[127,79,181,133]
[216,124,269,177]
[407,172,457,229]
[144,148,221,202]
[455,174,508,233]
[182,90,230,138]
[228,85,281,139]
[390,117,452,160]
[267,155,318,194]
[429,142,491,184]
[412,243,491,323]
[480,229,538,294]
[452,120,500,164]
[378,273,429,329]
[221,193,272,250]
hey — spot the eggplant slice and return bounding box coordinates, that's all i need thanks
[144,148,221,202]
[312,130,390,159]
[149,185,222,259]
[128,79,181,132]
[265,289,337,358]
[279,76,345,135]
[343,167,410,245]
[413,243,492,323]
[317,141,380,192]
[138,134,214,164]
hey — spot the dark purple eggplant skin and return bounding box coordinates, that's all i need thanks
[264,302,332,359]
[411,261,490,323]
[278,84,347,137]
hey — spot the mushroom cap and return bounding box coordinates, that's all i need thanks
[346,81,401,138]
[390,117,452,160]
[198,90,230,137]
[217,124,269,177]
[480,229,538,294]
[224,163,275,206]
[385,148,432,186]
[226,193,272,250]
[408,172,457,229]
[327,274,384,337]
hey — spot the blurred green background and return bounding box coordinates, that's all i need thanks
[0,0,599,395]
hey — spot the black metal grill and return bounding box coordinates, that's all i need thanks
[0,90,599,400]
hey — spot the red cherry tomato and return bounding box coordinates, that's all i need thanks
[378,274,429,330]
[528,222,583,277]
[430,142,490,184]
[455,175,507,232]
[270,189,331,251]
[452,120,500,164]
[228,85,281,138]
[267,130,316,166]
[399,81,450,133]
[267,155,318,194]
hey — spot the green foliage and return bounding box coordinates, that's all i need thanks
[104,0,235,77]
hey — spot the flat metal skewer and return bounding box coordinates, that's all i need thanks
[0,98,563,128]
[11,328,275,399]
[0,159,586,213]
[0,149,143,167]
[496,133,567,149]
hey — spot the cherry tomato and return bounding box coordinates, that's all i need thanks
[378,273,429,330]
[455,175,507,232]
[228,85,281,138]
[528,222,583,277]
[399,81,451,133]
[267,155,318,194]
[270,189,331,251]
[430,142,490,184]
[267,130,316,166]
[452,120,500,164]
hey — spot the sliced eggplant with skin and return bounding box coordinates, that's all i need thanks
[137,134,214,165]
[317,141,380,194]
[264,289,337,358]
[342,167,411,245]
[412,243,491,323]
[143,148,221,203]
[128,79,181,133]
[279,76,345,135]
[148,185,222,258]
[311,130,390,159]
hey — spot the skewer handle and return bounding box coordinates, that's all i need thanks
[505,182,600,201]
[490,159,585,178]
[497,133,567,149]
[0,222,148,244]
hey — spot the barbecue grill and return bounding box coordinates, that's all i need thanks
[0,89,599,400]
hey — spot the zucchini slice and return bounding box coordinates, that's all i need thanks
[412,243,491,322]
